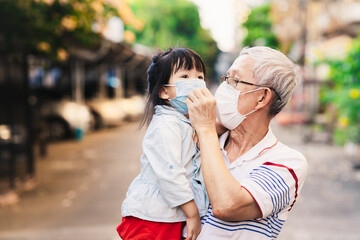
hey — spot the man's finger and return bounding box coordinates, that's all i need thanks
[187,91,197,102]
[192,88,205,99]
[201,87,213,97]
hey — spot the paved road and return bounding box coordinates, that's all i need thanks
[0,122,359,240]
[0,122,146,240]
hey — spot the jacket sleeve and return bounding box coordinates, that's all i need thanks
[143,116,194,208]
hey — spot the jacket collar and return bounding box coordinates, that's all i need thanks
[155,105,190,124]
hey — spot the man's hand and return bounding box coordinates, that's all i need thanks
[186,88,217,134]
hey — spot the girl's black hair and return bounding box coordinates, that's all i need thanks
[140,47,206,128]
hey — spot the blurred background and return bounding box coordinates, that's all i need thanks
[0,0,359,239]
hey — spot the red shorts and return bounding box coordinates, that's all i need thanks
[117,216,185,240]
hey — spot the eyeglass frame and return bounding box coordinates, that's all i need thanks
[220,75,281,101]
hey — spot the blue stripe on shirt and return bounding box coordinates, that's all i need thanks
[258,169,289,207]
[250,172,286,211]
[205,217,273,238]
[251,174,284,213]
[260,166,291,204]
[201,206,284,239]
[249,166,290,213]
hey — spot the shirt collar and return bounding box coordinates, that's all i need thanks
[155,105,190,124]
[219,127,278,167]
[219,130,230,150]
[241,127,278,161]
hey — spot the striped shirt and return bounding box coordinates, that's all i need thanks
[197,128,308,240]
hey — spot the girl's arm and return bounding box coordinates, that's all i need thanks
[180,200,201,240]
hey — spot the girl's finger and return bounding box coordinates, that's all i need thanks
[186,233,193,240]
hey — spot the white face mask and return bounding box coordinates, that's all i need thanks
[214,81,264,130]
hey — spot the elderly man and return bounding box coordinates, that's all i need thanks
[186,46,308,239]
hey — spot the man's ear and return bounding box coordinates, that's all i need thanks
[256,88,272,109]
[159,86,169,100]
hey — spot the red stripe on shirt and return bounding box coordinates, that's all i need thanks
[242,186,264,220]
[258,140,278,155]
[263,161,298,211]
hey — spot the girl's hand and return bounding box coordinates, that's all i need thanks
[180,200,201,240]
[185,215,201,240]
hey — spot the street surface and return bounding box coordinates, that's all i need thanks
[0,121,360,240]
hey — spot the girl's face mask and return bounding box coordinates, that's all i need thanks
[164,79,206,115]
[215,81,264,130]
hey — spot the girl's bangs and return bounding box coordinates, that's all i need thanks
[171,50,205,75]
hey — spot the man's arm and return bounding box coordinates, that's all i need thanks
[186,88,261,221]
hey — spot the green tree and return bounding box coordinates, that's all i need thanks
[319,36,360,145]
[128,0,219,77]
[0,0,139,61]
[242,4,279,49]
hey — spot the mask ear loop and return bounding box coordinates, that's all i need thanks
[162,84,176,101]
[243,108,258,117]
[239,87,266,118]
[239,87,266,96]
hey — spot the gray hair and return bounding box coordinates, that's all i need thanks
[239,46,301,116]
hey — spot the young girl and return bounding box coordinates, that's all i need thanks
[117,47,209,240]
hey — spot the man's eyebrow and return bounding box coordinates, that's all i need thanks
[227,70,240,78]
[227,70,235,75]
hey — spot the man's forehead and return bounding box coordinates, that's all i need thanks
[227,55,254,75]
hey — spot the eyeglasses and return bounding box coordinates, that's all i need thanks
[220,75,281,101]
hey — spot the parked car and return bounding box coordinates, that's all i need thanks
[116,95,146,121]
[86,99,126,129]
[87,95,146,129]
[42,99,94,141]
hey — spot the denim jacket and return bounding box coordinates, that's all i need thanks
[121,105,209,222]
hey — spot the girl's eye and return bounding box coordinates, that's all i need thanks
[181,74,189,78]
[198,76,204,80]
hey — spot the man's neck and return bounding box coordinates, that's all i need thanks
[224,117,270,163]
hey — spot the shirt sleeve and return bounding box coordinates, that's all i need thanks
[241,159,307,219]
[143,116,194,208]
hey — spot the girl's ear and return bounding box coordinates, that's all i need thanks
[159,86,170,100]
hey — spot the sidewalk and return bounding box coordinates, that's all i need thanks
[0,122,359,240]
